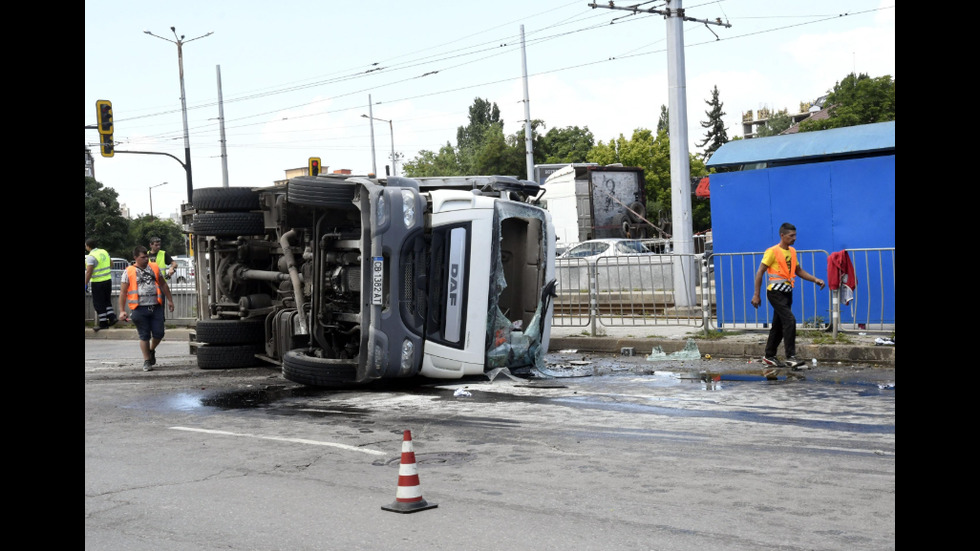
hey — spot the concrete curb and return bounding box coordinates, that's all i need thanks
[548,336,894,367]
[87,327,894,367]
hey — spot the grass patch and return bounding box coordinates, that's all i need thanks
[799,329,852,344]
[693,329,744,340]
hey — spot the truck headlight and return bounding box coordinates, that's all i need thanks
[376,193,387,226]
[401,190,416,227]
[400,339,415,374]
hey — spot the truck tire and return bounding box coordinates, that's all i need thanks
[281,348,359,387]
[625,202,646,223]
[288,177,357,209]
[193,212,265,237]
[196,344,265,369]
[612,213,630,238]
[195,319,265,345]
[192,187,260,212]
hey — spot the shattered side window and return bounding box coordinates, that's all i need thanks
[485,202,553,372]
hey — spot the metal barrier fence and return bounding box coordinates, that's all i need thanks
[835,248,896,332]
[87,248,894,335]
[554,253,714,335]
[84,282,199,326]
[712,248,895,334]
[555,247,895,336]
[713,250,830,331]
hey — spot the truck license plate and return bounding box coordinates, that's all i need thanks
[372,256,383,305]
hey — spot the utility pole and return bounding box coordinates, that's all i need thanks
[367,94,377,176]
[216,65,229,187]
[588,1,729,307]
[144,27,214,204]
[520,25,535,182]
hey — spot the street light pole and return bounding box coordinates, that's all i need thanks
[144,27,214,205]
[361,114,396,177]
[149,181,170,218]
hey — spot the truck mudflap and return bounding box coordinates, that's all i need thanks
[484,202,557,373]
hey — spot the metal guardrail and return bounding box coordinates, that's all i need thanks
[553,253,714,335]
[836,248,896,333]
[84,283,200,326]
[555,247,896,337]
[87,248,895,337]
[712,250,831,331]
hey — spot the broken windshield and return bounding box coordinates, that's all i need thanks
[486,201,554,371]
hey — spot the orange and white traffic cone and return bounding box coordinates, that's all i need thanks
[381,430,438,513]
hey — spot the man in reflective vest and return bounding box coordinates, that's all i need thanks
[117,245,175,371]
[148,236,177,280]
[751,222,825,373]
[85,237,117,332]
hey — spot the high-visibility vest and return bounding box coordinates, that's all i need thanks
[153,250,168,268]
[125,264,163,311]
[88,248,111,283]
[765,244,797,288]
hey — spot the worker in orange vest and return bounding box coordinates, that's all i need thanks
[751,222,825,374]
[117,245,175,371]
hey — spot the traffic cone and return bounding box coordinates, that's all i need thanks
[381,430,438,513]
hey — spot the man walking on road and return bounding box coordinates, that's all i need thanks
[85,238,117,332]
[117,245,175,371]
[751,222,825,372]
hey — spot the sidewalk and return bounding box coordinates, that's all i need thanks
[547,324,894,367]
[85,323,894,367]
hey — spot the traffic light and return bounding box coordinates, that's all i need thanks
[96,100,113,135]
[96,100,114,158]
[309,157,321,176]
[100,135,114,158]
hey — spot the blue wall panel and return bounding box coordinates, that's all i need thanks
[711,154,895,326]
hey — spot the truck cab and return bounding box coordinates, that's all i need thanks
[188,174,556,387]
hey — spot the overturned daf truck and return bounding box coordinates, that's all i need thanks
[187,174,557,387]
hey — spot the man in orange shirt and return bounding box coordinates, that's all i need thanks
[751,223,825,374]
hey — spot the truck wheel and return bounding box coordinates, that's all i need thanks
[281,348,359,387]
[626,202,646,223]
[193,212,264,237]
[196,344,265,369]
[287,177,357,209]
[612,213,630,238]
[195,319,265,345]
[192,187,260,212]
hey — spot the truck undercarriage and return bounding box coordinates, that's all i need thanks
[188,175,555,387]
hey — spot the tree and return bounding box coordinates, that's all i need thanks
[755,109,794,137]
[84,176,131,258]
[696,85,729,160]
[657,105,669,135]
[129,215,186,256]
[538,125,595,164]
[799,72,895,132]
[402,142,462,177]
[456,98,502,174]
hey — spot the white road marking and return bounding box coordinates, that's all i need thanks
[170,426,388,456]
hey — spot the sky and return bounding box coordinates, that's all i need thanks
[84,1,895,221]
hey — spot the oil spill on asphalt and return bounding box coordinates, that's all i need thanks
[134,367,892,435]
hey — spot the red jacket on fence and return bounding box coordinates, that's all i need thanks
[827,250,857,305]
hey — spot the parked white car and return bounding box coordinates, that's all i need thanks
[110,257,131,290]
[172,257,195,284]
[559,238,656,261]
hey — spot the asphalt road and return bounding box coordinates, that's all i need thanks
[85,339,895,551]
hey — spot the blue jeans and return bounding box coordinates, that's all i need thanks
[130,304,165,341]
